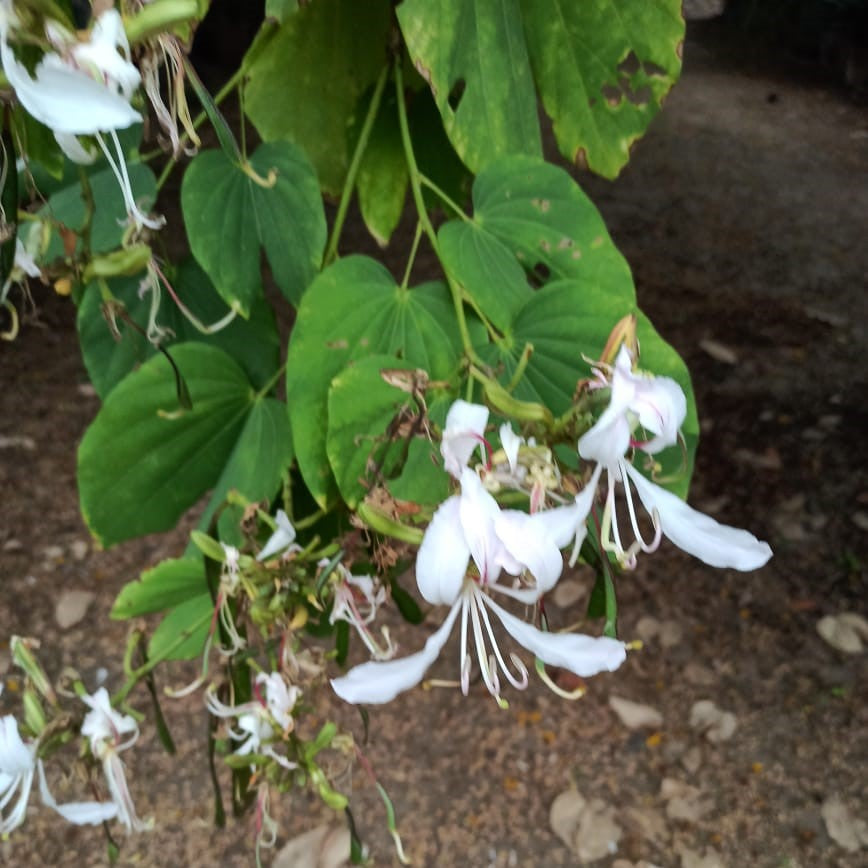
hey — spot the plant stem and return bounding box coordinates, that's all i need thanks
[418,173,470,221]
[400,221,423,290]
[113,610,212,705]
[322,64,390,266]
[394,62,478,363]
[153,66,246,191]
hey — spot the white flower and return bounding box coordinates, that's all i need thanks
[206,673,300,771]
[441,400,489,478]
[0,6,163,231]
[327,562,394,661]
[331,468,625,705]
[80,688,146,832]
[577,346,772,571]
[256,510,298,561]
[1,713,116,834]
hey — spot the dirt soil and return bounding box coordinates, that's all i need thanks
[1,26,867,868]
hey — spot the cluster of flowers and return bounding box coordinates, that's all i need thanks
[331,344,773,706]
[1,685,145,836]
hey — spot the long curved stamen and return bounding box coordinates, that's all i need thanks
[468,592,498,697]
[96,131,165,231]
[477,595,529,690]
[621,464,663,554]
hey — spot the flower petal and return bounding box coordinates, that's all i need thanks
[499,423,522,473]
[1,44,141,134]
[38,761,118,826]
[624,463,773,570]
[441,400,488,477]
[494,510,563,596]
[483,596,627,676]
[631,375,686,453]
[331,601,462,704]
[256,509,297,561]
[458,467,509,583]
[416,495,469,605]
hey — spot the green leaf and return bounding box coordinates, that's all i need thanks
[438,221,530,333]
[471,155,634,292]
[397,0,541,173]
[181,142,325,314]
[265,0,298,22]
[390,580,424,625]
[355,89,408,247]
[286,256,464,507]
[148,593,212,661]
[243,0,392,195]
[201,397,294,546]
[520,0,684,179]
[111,557,206,619]
[326,355,416,508]
[77,343,254,547]
[12,109,64,179]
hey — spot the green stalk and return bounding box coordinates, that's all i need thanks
[322,64,390,266]
[394,61,478,363]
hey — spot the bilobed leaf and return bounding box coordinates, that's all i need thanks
[286,256,464,507]
[78,343,254,547]
[397,0,541,173]
[520,0,684,179]
[181,142,325,314]
[111,557,206,619]
[438,155,634,338]
[471,155,634,293]
[243,0,392,195]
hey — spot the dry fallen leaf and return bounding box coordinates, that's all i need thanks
[699,338,738,365]
[661,778,714,823]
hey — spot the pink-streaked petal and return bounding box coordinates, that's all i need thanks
[483,596,626,675]
[330,601,462,704]
[441,400,489,477]
[624,463,773,570]
[416,495,469,605]
[631,376,686,453]
[458,467,506,584]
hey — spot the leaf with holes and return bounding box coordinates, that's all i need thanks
[78,343,256,547]
[439,155,634,336]
[244,0,392,195]
[181,142,325,315]
[397,0,541,173]
[286,256,465,507]
[520,0,684,179]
